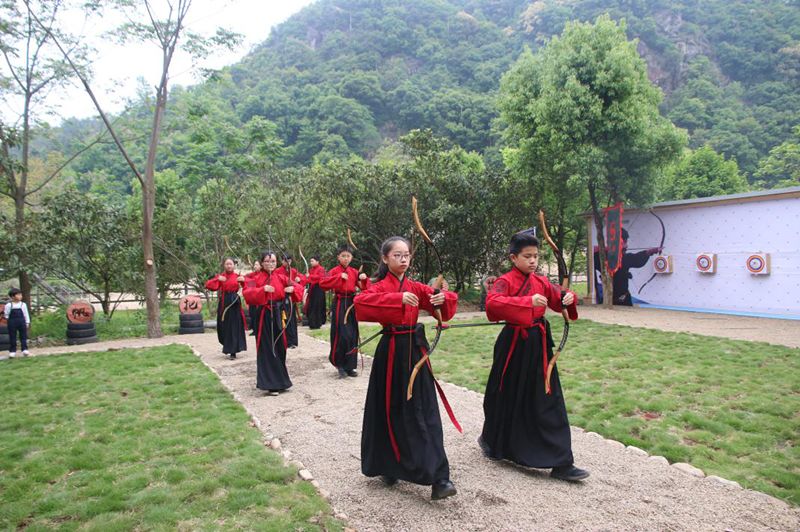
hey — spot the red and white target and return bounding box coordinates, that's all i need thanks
[653,255,673,274]
[696,253,716,273]
[746,253,770,275]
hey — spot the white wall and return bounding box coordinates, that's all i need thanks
[590,195,800,318]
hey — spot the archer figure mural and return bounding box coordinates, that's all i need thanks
[594,227,663,305]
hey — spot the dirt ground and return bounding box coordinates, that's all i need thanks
[23,307,800,531]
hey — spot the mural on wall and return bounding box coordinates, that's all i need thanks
[590,194,800,318]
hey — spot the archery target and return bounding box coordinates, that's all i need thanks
[746,253,770,275]
[653,255,673,274]
[696,253,716,273]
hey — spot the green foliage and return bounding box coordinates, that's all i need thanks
[0,345,337,529]
[660,145,749,200]
[30,187,139,316]
[754,126,800,189]
[499,15,685,290]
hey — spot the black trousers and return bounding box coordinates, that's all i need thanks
[8,317,28,352]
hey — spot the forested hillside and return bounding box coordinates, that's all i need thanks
[40,0,800,192]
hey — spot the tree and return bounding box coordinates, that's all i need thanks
[32,0,240,337]
[0,0,92,308]
[31,187,138,317]
[753,126,800,189]
[499,16,685,307]
[660,146,748,200]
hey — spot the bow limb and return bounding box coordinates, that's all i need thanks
[407,196,446,399]
[538,210,571,395]
[636,209,666,295]
[298,245,310,276]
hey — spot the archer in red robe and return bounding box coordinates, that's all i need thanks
[305,256,328,329]
[354,236,459,500]
[242,252,296,394]
[205,258,247,359]
[278,255,305,348]
[319,244,369,377]
[481,230,588,482]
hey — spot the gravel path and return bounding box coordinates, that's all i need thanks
[28,307,800,531]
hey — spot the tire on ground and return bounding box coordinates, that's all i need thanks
[66,336,98,345]
[66,328,97,339]
[178,326,205,334]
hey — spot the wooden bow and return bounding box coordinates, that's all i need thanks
[636,209,666,295]
[407,195,445,400]
[538,210,570,395]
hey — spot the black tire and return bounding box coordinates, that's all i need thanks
[180,319,204,327]
[67,322,95,331]
[178,326,205,335]
[0,334,9,344]
[66,336,98,345]
[66,328,97,339]
[0,325,7,334]
[179,314,204,324]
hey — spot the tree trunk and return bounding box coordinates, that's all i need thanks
[141,84,167,338]
[588,181,614,309]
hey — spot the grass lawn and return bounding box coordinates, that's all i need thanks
[0,345,339,531]
[310,316,799,505]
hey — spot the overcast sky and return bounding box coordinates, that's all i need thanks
[2,0,316,124]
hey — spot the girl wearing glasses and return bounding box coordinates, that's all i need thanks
[354,236,460,501]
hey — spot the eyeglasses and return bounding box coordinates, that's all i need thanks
[390,253,411,261]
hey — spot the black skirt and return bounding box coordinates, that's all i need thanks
[329,295,358,370]
[480,321,573,468]
[306,284,327,329]
[216,292,247,355]
[255,304,292,391]
[361,325,450,485]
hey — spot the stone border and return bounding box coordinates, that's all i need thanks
[182,344,341,514]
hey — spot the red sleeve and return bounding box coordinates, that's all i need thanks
[546,281,578,320]
[243,275,285,305]
[354,282,404,323]
[289,283,303,303]
[205,275,222,291]
[486,276,534,324]
[319,267,342,290]
[308,266,325,284]
[414,281,458,321]
[358,275,371,291]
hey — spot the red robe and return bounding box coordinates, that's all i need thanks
[319,264,370,294]
[205,272,247,352]
[481,266,579,468]
[242,269,293,391]
[355,273,459,482]
[304,264,328,328]
[320,264,370,370]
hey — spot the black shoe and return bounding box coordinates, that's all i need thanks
[338,368,347,378]
[431,479,457,500]
[347,369,358,377]
[477,436,498,460]
[380,475,397,486]
[550,465,590,482]
[229,354,237,360]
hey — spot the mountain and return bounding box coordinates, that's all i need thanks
[50,0,800,184]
